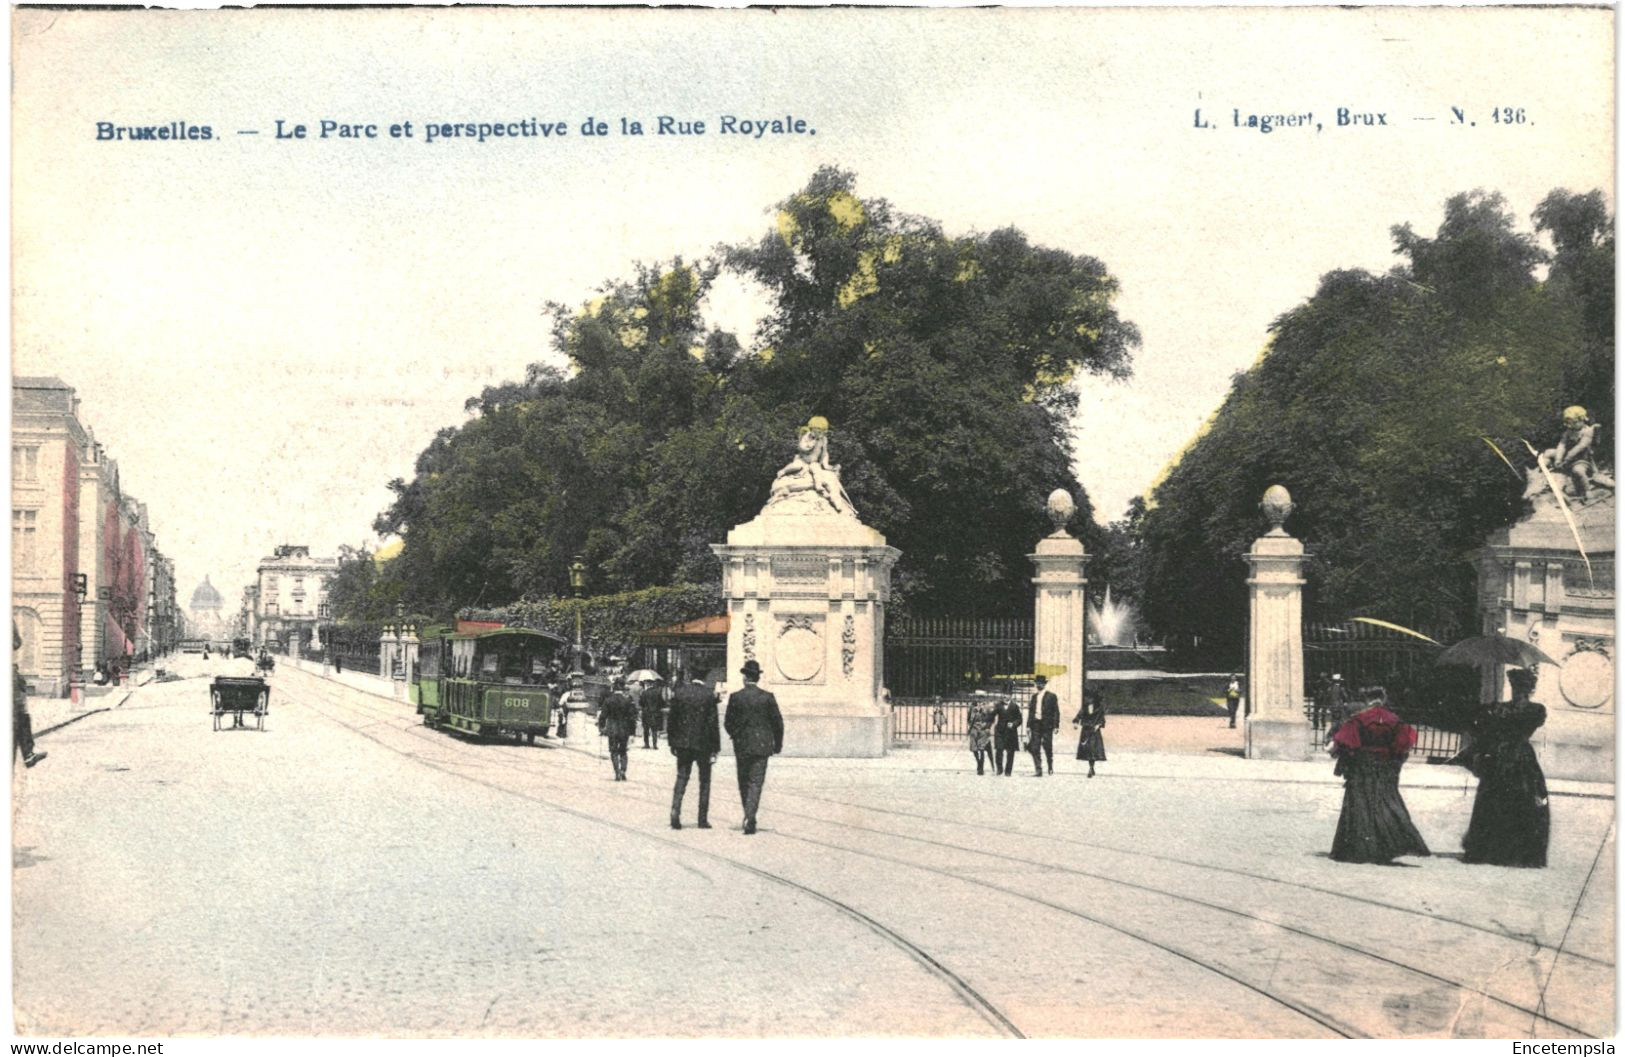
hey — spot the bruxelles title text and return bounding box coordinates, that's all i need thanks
[94,115,816,144]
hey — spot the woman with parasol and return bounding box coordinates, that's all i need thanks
[1459,667,1550,867]
[1328,686,1431,864]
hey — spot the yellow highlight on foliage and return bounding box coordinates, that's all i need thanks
[882,236,903,264]
[373,540,405,565]
[837,251,880,307]
[827,190,865,230]
[955,258,980,283]
[776,209,799,246]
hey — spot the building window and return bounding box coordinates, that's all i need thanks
[12,510,37,571]
[11,446,38,482]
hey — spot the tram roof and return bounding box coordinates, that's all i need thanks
[447,625,568,646]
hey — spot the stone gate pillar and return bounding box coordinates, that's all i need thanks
[1030,489,1087,721]
[379,627,395,680]
[1245,485,1311,761]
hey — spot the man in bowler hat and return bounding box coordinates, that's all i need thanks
[723,659,783,835]
[1027,675,1060,776]
[667,671,720,829]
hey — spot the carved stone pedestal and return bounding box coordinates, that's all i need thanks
[1475,492,1615,782]
[712,511,900,758]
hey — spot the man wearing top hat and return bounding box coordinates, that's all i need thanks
[723,659,783,835]
[1027,674,1060,776]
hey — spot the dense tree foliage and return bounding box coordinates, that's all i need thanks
[365,168,1139,619]
[1136,190,1614,662]
[324,544,405,623]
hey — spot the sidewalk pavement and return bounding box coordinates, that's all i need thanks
[26,664,158,738]
[194,662,1622,801]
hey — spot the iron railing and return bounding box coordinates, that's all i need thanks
[884,617,1033,699]
[1303,617,1472,763]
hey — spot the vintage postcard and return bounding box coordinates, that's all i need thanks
[8,4,1616,1045]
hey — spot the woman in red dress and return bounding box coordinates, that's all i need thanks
[1329,688,1431,864]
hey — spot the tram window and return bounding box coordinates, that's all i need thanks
[481,653,499,676]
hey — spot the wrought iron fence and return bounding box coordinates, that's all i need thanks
[891,695,1005,741]
[884,617,1033,699]
[328,631,382,675]
[1303,618,1473,763]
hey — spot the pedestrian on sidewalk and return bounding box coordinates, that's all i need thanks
[1073,688,1107,777]
[992,694,1023,777]
[967,698,996,775]
[667,671,720,829]
[639,677,666,750]
[1027,676,1060,776]
[1226,674,1242,728]
[723,660,783,835]
[12,624,45,768]
[1328,686,1430,865]
[597,678,637,781]
[1459,667,1550,868]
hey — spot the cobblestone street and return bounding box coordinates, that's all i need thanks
[12,656,1615,1038]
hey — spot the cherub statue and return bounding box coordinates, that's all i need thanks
[1525,405,1615,505]
[765,416,858,517]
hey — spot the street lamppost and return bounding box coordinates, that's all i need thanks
[318,601,332,675]
[568,556,586,674]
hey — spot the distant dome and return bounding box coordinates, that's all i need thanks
[189,576,223,610]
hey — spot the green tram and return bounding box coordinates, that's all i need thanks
[413,626,567,744]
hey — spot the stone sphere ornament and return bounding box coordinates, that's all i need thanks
[1261,485,1294,536]
[1046,488,1077,533]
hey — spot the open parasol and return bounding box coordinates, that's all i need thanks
[625,668,662,684]
[1436,634,1557,669]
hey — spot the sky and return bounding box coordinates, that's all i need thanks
[10,6,1614,607]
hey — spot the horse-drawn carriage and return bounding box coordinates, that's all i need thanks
[211,675,270,731]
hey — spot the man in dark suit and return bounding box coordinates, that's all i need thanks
[992,695,1023,777]
[667,671,720,830]
[596,678,638,781]
[1027,675,1060,776]
[638,677,666,750]
[723,659,783,835]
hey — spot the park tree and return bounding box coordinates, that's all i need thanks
[725,167,1138,613]
[1136,190,1612,663]
[366,168,1140,619]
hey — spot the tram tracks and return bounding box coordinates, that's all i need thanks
[277,671,1024,1038]
[282,670,1604,1039]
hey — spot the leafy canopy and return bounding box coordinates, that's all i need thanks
[364,168,1139,619]
[1135,189,1614,662]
